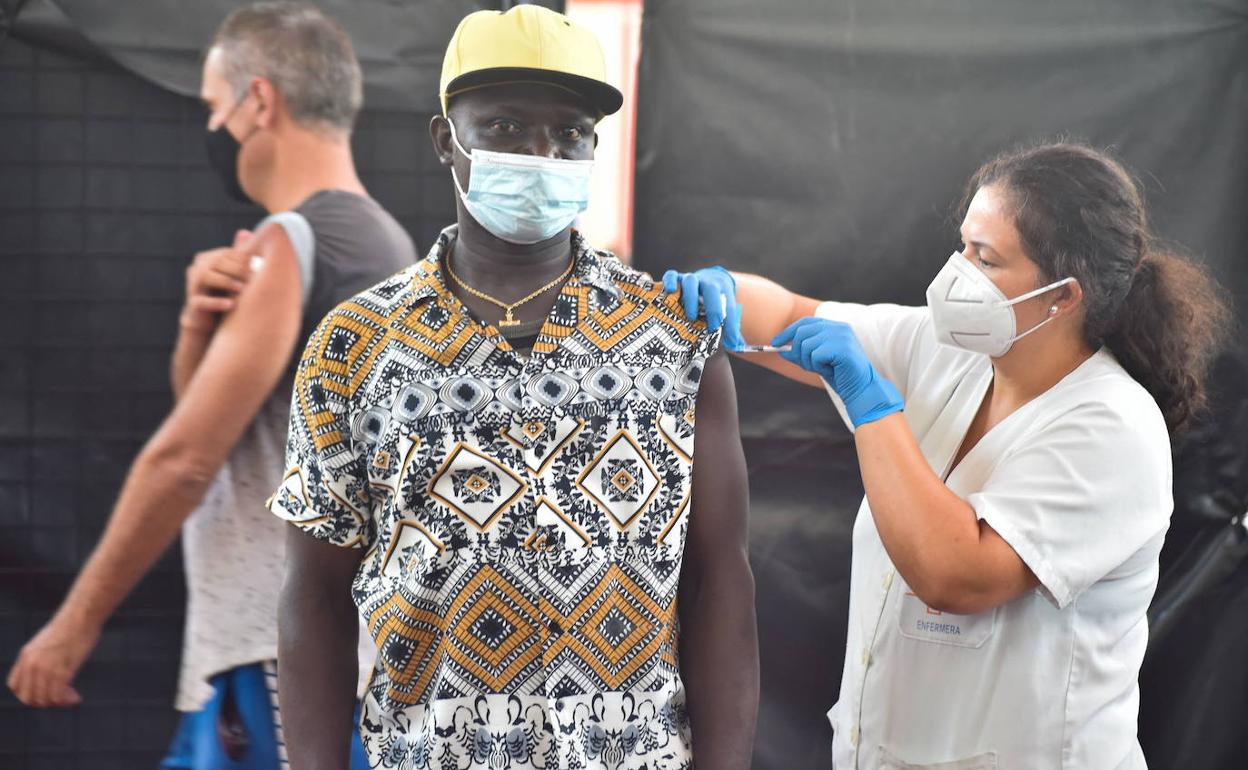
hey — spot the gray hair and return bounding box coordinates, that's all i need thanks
[211,1,363,133]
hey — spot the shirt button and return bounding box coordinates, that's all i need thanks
[861,649,871,667]
[849,726,859,747]
[882,570,894,590]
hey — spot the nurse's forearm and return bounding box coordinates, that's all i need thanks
[732,273,819,344]
[854,414,1034,614]
[854,415,976,601]
[730,273,826,387]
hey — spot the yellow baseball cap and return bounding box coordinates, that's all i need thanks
[440,5,623,117]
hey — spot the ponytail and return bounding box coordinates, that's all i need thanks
[966,142,1232,434]
[1103,250,1231,433]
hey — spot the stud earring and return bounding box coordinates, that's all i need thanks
[1048,305,1059,316]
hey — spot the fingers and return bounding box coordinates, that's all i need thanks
[771,316,819,347]
[662,270,679,294]
[191,246,231,267]
[30,666,55,708]
[812,341,843,374]
[7,658,28,705]
[777,324,814,367]
[213,260,252,284]
[8,655,45,707]
[7,654,72,708]
[187,295,235,314]
[26,654,53,707]
[53,684,82,707]
[774,320,829,372]
[722,286,740,333]
[704,290,725,331]
[722,304,746,350]
[8,620,97,709]
[798,329,823,371]
[232,228,253,248]
[198,269,247,295]
[679,274,701,321]
[35,669,79,708]
[205,252,252,283]
[189,246,252,284]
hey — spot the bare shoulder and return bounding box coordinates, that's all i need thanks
[248,218,297,260]
[211,222,304,347]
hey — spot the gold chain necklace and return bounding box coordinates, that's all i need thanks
[444,255,575,328]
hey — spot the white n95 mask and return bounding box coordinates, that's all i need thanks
[925,252,1075,357]
[448,119,594,245]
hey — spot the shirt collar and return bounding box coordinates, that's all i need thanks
[406,225,621,310]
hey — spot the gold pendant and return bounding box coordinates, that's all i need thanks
[498,309,521,328]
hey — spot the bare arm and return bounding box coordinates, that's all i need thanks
[171,229,254,400]
[730,273,826,388]
[171,325,216,402]
[855,414,1038,614]
[279,525,361,770]
[8,226,302,707]
[678,352,759,769]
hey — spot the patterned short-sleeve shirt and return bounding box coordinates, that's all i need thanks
[270,226,719,770]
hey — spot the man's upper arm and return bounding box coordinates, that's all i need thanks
[150,225,304,469]
[284,522,364,593]
[686,353,751,573]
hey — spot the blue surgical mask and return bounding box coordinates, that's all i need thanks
[448,119,594,245]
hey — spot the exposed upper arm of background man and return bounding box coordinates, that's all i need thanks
[169,224,304,465]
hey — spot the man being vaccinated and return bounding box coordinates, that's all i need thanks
[269,6,758,769]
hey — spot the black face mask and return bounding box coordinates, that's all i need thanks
[204,97,254,203]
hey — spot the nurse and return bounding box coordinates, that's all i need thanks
[665,143,1229,769]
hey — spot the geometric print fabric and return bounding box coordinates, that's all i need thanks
[270,226,720,769]
[366,558,678,707]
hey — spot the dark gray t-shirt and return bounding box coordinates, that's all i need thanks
[177,189,416,711]
[290,190,417,350]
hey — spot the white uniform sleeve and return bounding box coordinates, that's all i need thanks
[257,211,315,306]
[967,399,1172,609]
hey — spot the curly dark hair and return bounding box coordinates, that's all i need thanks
[964,142,1231,434]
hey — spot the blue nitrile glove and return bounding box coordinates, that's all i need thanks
[661,266,746,350]
[772,317,904,427]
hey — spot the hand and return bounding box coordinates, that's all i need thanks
[773,317,904,427]
[180,229,254,333]
[661,267,746,349]
[7,617,101,707]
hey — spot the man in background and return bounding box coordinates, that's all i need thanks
[7,3,415,767]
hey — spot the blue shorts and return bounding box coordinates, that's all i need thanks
[159,661,368,770]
